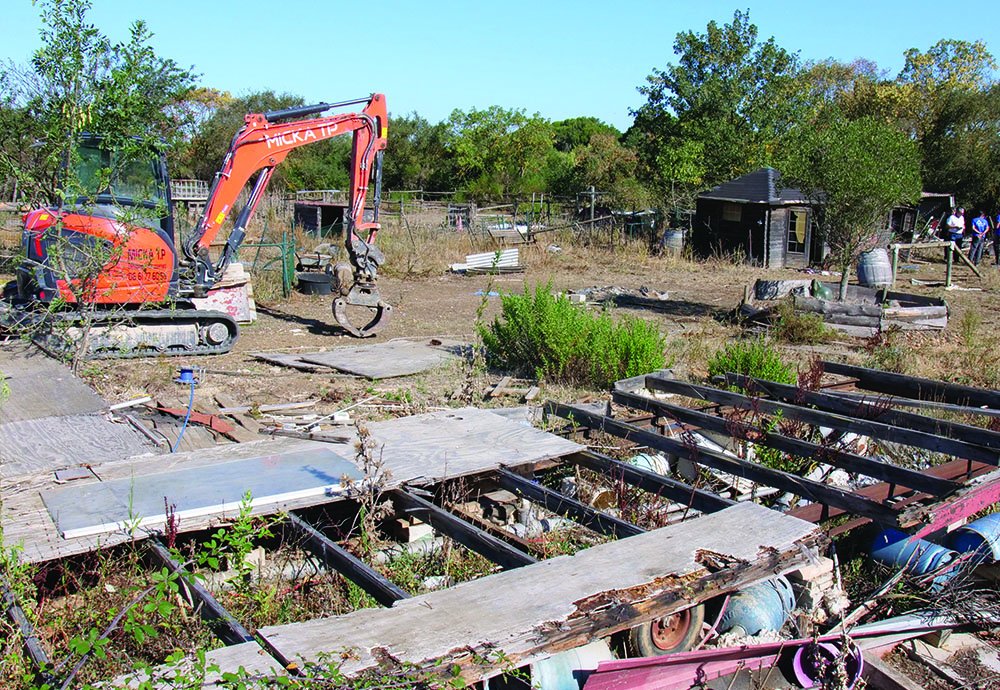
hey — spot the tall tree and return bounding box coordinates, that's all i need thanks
[446,106,554,200]
[0,0,195,206]
[782,117,921,299]
[381,113,454,192]
[632,10,803,188]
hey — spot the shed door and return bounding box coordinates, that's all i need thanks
[786,208,811,266]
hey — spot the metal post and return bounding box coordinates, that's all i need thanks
[946,244,953,287]
[891,245,899,290]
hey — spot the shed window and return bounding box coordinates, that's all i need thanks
[787,210,808,254]
[722,203,742,222]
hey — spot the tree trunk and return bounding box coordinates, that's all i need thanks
[838,266,850,301]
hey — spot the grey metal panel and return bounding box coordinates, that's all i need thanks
[41,445,361,538]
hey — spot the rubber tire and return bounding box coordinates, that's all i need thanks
[627,603,706,657]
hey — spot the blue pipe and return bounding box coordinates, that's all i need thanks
[949,511,1000,563]
[870,529,958,591]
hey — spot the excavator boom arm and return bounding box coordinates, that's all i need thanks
[188,94,388,288]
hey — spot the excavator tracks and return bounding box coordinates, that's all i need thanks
[4,306,239,360]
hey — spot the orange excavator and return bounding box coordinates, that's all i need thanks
[2,93,390,357]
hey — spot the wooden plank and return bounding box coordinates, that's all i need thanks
[568,450,735,515]
[546,401,901,525]
[362,407,583,485]
[201,502,823,683]
[615,389,958,497]
[285,512,409,607]
[298,338,466,379]
[489,376,513,398]
[725,373,1000,451]
[822,360,1000,409]
[494,468,644,538]
[0,413,156,479]
[147,539,256,647]
[391,489,536,570]
[645,375,999,466]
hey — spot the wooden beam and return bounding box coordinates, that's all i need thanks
[546,402,901,525]
[645,375,999,466]
[285,512,409,608]
[724,373,1000,451]
[494,468,645,538]
[391,489,537,570]
[614,389,958,497]
[822,360,1000,409]
[2,575,52,682]
[147,538,255,647]
[567,450,735,515]
[789,458,995,527]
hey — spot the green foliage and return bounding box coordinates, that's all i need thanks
[574,133,651,210]
[632,9,803,188]
[178,90,304,183]
[477,281,666,389]
[446,106,555,199]
[773,301,832,345]
[781,116,921,296]
[0,0,195,207]
[552,116,620,152]
[707,336,795,384]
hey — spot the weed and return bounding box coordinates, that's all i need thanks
[862,325,912,374]
[706,336,795,385]
[773,300,832,345]
[477,280,666,388]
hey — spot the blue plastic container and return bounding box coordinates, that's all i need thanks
[949,512,1000,563]
[718,575,796,636]
[871,529,958,591]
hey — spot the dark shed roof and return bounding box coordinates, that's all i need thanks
[699,168,809,204]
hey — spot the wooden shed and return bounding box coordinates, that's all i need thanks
[694,168,819,269]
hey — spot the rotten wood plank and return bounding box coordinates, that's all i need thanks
[546,401,901,525]
[614,388,959,497]
[200,502,824,684]
[645,375,999,466]
[822,360,1000,409]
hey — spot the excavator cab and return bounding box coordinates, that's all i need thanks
[15,136,181,307]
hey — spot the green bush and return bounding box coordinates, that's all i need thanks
[707,336,795,384]
[477,281,666,388]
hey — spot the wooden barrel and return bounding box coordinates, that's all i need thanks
[857,248,893,288]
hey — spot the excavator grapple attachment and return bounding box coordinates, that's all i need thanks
[332,284,392,337]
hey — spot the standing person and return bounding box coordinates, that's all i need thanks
[946,207,966,248]
[994,210,1000,265]
[970,210,989,265]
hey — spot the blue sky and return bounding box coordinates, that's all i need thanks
[3,1,996,131]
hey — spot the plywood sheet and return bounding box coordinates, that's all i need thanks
[40,445,361,538]
[0,413,155,479]
[0,343,107,423]
[367,407,582,483]
[203,502,822,682]
[5,409,582,563]
[299,338,468,379]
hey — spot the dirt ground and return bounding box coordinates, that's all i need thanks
[61,235,1000,423]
